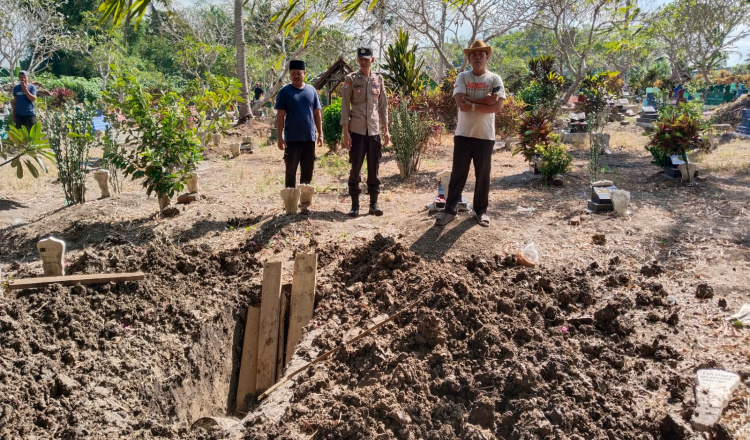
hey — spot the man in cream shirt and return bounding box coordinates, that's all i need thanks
[436,39,505,228]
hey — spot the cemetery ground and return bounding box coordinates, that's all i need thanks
[0,121,749,439]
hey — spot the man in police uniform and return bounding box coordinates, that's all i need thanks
[340,47,390,217]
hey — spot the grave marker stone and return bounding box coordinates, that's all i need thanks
[92,170,111,198]
[691,369,741,431]
[735,108,750,137]
[37,237,66,276]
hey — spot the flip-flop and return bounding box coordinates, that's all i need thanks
[476,213,490,227]
[435,212,456,226]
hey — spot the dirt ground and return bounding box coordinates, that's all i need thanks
[1,119,749,439]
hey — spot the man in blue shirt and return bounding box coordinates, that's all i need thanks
[12,70,37,131]
[275,60,323,213]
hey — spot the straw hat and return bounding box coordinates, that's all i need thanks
[463,39,492,58]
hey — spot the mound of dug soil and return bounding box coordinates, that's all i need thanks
[243,235,734,440]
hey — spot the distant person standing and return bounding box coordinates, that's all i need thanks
[435,40,505,228]
[275,60,323,213]
[12,70,37,131]
[253,83,264,102]
[340,47,390,217]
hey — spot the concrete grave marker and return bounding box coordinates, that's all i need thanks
[37,237,66,276]
[92,170,111,198]
[691,369,741,431]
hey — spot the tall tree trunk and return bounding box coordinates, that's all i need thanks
[235,0,252,122]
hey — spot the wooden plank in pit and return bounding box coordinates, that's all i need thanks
[275,291,288,381]
[235,306,260,411]
[255,261,282,394]
[7,272,145,291]
[285,254,317,365]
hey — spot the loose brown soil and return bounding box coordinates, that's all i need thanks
[1,121,749,439]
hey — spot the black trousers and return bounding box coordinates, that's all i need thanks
[445,136,494,216]
[14,114,36,131]
[348,132,382,197]
[284,141,315,188]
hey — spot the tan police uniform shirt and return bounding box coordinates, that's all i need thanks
[340,70,388,136]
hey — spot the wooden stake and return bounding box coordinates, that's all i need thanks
[276,290,288,381]
[257,297,422,401]
[7,272,145,291]
[255,261,282,394]
[285,254,317,365]
[235,306,260,411]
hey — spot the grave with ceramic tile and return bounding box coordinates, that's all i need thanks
[636,105,658,129]
[588,181,617,213]
[735,108,750,137]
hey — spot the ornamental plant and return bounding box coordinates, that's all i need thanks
[495,95,526,140]
[389,99,429,178]
[103,69,203,209]
[190,74,243,148]
[44,102,99,204]
[518,55,565,115]
[0,122,55,179]
[322,97,343,152]
[514,110,553,165]
[381,29,425,97]
[646,113,703,181]
[537,141,573,185]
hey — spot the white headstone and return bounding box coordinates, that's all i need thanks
[436,170,451,199]
[37,237,66,276]
[187,173,199,193]
[298,184,315,207]
[93,170,111,198]
[692,369,741,431]
[611,190,630,216]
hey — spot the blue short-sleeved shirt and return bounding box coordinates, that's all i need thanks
[275,84,321,142]
[13,84,36,116]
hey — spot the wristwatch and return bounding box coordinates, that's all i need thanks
[471,103,476,112]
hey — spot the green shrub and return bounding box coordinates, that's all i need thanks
[103,69,202,207]
[645,144,671,167]
[495,95,526,139]
[44,103,98,204]
[323,98,343,151]
[390,99,429,178]
[537,141,573,185]
[381,29,425,96]
[514,110,553,164]
[38,75,103,102]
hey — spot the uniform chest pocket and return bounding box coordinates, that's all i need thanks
[372,83,380,96]
[353,85,365,102]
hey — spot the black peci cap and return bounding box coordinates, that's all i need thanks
[357,48,373,58]
[289,60,305,70]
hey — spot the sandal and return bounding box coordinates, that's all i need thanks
[475,212,490,227]
[435,212,456,226]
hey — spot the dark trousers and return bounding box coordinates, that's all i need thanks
[284,141,315,188]
[14,114,36,131]
[445,136,494,216]
[348,132,382,197]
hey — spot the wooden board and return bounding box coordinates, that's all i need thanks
[235,306,260,411]
[276,291,288,381]
[285,254,317,365]
[7,272,145,291]
[255,261,282,394]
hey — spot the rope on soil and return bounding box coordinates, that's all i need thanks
[257,297,423,401]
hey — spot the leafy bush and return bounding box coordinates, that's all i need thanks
[646,114,703,161]
[495,95,526,139]
[191,75,243,146]
[323,98,343,151]
[518,55,565,114]
[381,29,425,96]
[49,87,77,108]
[390,99,429,178]
[0,123,55,178]
[537,141,573,185]
[435,69,458,130]
[514,110,553,164]
[657,100,704,123]
[103,69,203,206]
[39,75,103,102]
[44,103,98,204]
[645,144,671,168]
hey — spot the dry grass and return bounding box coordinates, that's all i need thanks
[0,159,59,195]
[692,139,750,174]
